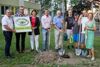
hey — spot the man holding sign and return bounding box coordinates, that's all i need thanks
[1,9,15,58]
[14,6,32,53]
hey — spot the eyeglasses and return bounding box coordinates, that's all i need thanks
[7,12,11,13]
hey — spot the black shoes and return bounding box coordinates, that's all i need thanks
[55,48,61,52]
[67,45,74,49]
[5,55,14,59]
[61,54,70,58]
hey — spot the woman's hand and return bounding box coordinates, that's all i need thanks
[84,26,88,30]
[12,29,16,33]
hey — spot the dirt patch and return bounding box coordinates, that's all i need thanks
[34,50,58,64]
[32,50,100,67]
[33,50,82,65]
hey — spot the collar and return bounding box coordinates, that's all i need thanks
[5,15,11,19]
[44,15,49,18]
[56,16,62,18]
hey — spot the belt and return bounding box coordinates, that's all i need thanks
[42,27,50,30]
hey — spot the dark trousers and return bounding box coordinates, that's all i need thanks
[15,32,26,52]
[3,31,12,56]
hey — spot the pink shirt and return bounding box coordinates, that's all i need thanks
[41,15,52,29]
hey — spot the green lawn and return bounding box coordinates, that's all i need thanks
[0,24,100,67]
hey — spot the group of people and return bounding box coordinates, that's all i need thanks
[1,6,96,61]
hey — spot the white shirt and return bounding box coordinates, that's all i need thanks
[81,17,89,33]
[41,15,52,29]
[1,15,14,31]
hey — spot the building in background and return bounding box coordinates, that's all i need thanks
[0,0,41,20]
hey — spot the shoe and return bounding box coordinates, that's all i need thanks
[21,50,25,53]
[91,57,95,61]
[71,45,74,48]
[55,48,61,52]
[87,55,91,58]
[67,46,70,49]
[42,49,46,52]
[17,51,21,54]
[75,49,81,56]
[61,54,70,58]
[6,55,14,59]
[36,50,41,53]
[17,50,21,53]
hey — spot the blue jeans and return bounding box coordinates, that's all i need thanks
[80,33,85,44]
[3,31,12,56]
[42,28,49,50]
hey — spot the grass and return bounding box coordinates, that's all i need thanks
[0,24,100,67]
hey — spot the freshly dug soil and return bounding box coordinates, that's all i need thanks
[34,51,59,64]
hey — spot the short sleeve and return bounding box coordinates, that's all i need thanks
[2,17,7,26]
[53,17,56,24]
[93,20,96,27]
[61,16,64,20]
[41,16,44,23]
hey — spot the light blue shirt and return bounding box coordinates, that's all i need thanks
[53,16,64,29]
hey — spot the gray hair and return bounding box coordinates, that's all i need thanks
[5,9,12,13]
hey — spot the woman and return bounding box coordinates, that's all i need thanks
[85,10,96,61]
[29,9,40,52]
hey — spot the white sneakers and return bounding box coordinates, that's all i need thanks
[86,55,91,58]
[86,55,95,61]
[91,57,95,61]
[75,49,81,56]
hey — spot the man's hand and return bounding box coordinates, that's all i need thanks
[59,29,64,32]
[47,28,50,32]
[63,29,66,32]
[32,27,37,29]
[12,29,16,32]
[84,26,88,30]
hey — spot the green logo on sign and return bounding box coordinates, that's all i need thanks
[16,18,29,26]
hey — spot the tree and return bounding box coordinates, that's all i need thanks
[71,0,79,6]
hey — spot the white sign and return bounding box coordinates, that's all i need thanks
[14,16,32,33]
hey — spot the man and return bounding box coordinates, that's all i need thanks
[65,10,74,49]
[53,10,64,51]
[1,9,15,58]
[15,6,26,53]
[41,9,52,51]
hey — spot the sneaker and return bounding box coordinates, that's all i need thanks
[75,49,81,56]
[36,49,41,53]
[91,57,95,61]
[87,55,91,58]
[61,54,70,58]
[67,46,70,49]
[55,48,61,52]
[6,55,14,59]
[71,45,74,48]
